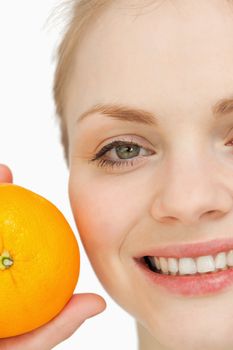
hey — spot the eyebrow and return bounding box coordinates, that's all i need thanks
[77,97,233,126]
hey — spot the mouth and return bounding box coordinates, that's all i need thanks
[142,248,233,276]
[134,238,233,296]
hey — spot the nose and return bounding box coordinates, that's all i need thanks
[150,157,233,226]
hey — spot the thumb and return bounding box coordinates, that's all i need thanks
[0,164,13,183]
[0,293,106,350]
[34,293,106,349]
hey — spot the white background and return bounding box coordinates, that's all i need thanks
[0,1,137,349]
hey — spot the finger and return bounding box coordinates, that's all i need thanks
[42,293,106,349]
[0,164,13,183]
[33,293,106,350]
[0,293,106,350]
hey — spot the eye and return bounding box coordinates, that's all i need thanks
[89,139,156,170]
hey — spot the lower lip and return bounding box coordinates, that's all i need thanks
[136,260,233,297]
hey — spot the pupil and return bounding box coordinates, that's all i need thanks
[116,145,140,159]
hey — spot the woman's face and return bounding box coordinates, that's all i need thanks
[66,1,233,349]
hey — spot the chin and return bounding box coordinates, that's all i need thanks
[141,301,233,350]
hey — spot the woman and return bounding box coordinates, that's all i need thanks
[2,0,233,348]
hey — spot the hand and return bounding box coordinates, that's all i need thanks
[0,293,106,350]
[0,164,106,350]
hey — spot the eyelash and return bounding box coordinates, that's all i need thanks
[89,140,152,169]
[87,134,233,170]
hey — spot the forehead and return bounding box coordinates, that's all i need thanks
[65,0,233,121]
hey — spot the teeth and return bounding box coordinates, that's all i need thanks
[179,258,197,275]
[168,258,179,275]
[227,250,233,266]
[147,249,233,275]
[215,252,227,269]
[159,257,169,274]
[196,255,215,273]
[154,257,161,270]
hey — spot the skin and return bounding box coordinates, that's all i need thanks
[3,0,233,349]
[64,0,233,349]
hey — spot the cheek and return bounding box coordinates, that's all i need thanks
[68,167,157,308]
[68,174,139,257]
[68,173,145,300]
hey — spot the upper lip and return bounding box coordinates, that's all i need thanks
[136,238,233,259]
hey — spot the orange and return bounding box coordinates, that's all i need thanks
[0,183,80,338]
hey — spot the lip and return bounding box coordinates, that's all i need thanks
[135,238,233,259]
[134,238,233,297]
[135,260,233,296]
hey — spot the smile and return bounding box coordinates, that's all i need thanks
[144,249,233,276]
[135,238,233,296]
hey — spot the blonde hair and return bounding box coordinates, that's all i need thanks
[52,0,233,166]
[52,0,109,165]
[52,0,160,165]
